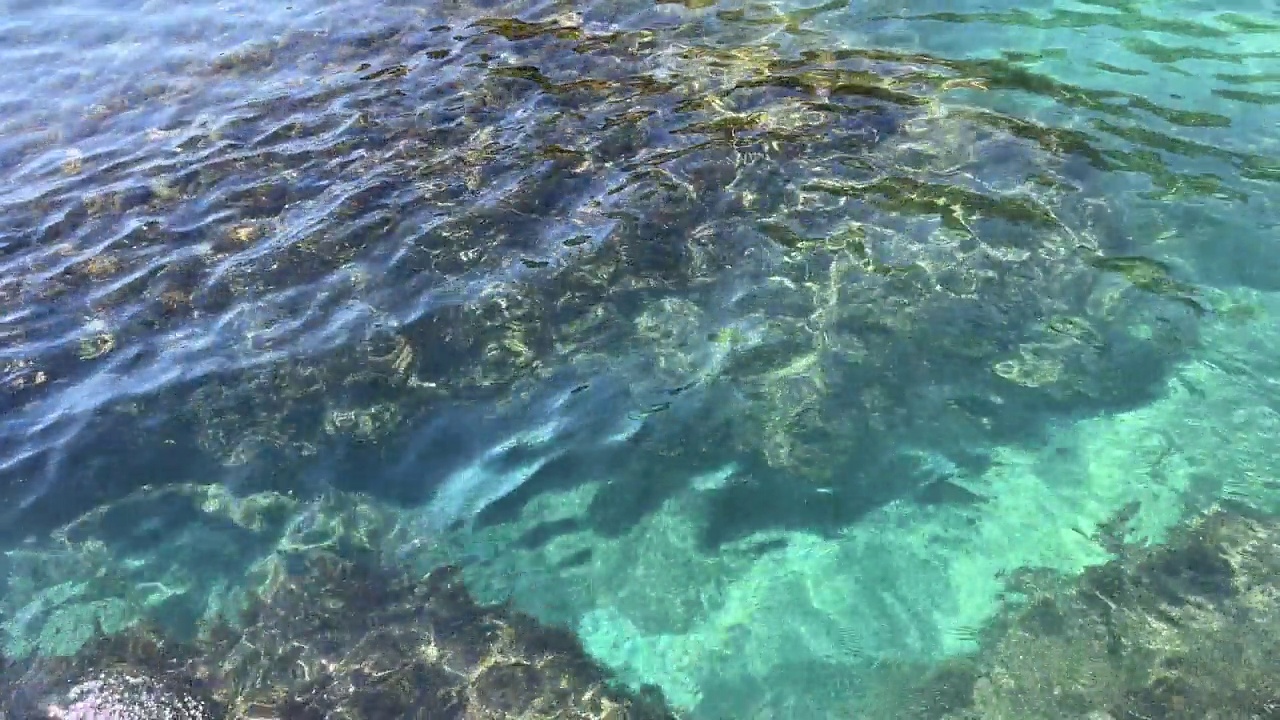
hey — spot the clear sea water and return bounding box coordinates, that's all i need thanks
[1,0,1278,715]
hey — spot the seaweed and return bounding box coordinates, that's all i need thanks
[897,506,1280,719]
[0,0,1202,549]
[0,547,680,720]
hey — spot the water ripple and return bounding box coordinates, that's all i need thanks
[0,0,1255,535]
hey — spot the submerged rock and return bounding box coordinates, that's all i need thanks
[892,504,1280,720]
[0,0,1203,546]
[214,551,677,719]
[45,671,221,720]
[0,544,679,720]
[0,623,225,720]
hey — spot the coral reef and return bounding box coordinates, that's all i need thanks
[890,503,1280,720]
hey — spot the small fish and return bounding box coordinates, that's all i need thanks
[628,401,671,420]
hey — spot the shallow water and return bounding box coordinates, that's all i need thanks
[1,0,1279,716]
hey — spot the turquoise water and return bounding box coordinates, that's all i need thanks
[1,0,1279,716]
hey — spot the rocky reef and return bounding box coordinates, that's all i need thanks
[889,503,1280,719]
[0,544,678,720]
[0,0,1208,548]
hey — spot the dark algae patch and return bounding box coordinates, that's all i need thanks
[0,547,679,720]
[893,506,1280,719]
[0,0,1212,550]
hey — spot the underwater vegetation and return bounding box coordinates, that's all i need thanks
[0,0,1211,549]
[0,545,679,719]
[891,503,1280,719]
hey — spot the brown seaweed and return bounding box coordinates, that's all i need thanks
[0,0,1204,549]
[892,505,1280,719]
[0,547,679,720]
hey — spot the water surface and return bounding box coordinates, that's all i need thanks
[1,0,1278,716]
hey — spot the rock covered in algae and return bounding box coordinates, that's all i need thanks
[0,625,224,720]
[0,546,679,720]
[213,549,677,719]
[0,0,1204,544]
[889,504,1280,720]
